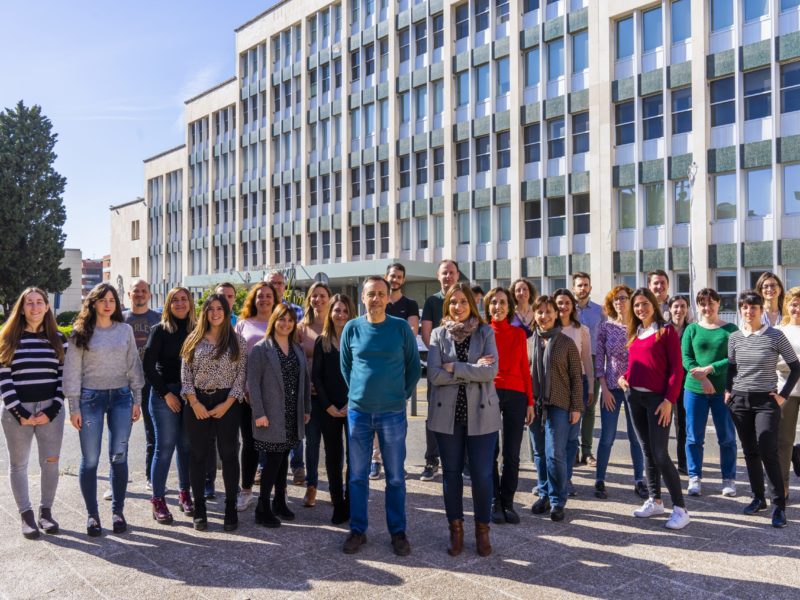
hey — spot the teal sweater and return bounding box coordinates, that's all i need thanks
[681,322,739,394]
[340,315,421,413]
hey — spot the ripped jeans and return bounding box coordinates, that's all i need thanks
[77,387,134,516]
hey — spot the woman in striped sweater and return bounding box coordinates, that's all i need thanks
[0,288,68,539]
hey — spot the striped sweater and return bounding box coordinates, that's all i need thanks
[0,332,68,423]
[726,326,800,398]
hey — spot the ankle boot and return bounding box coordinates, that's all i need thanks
[447,519,464,556]
[255,497,281,528]
[224,500,238,531]
[38,508,59,534]
[21,510,40,540]
[193,499,208,531]
[475,522,492,557]
[272,490,295,521]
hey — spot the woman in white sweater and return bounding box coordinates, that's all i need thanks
[776,286,800,501]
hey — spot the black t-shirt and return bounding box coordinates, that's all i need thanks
[386,295,419,322]
[421,291,446,326]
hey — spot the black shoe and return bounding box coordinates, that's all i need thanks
[635,480,649,499]
[792,445,800,478]
[420,463,438,481]
[594,481,608,499]
[550,506,565,522]
[343,531,367,554]
[112,513,127,534]
[193,517,208,531]
[38,508,59,534]
[224,502,238,532]
[491,501,506,524]
[331,505,350,525]
[391,531,411,556]
[743,497,768,515]
[772,506,788,528]
[272,496,296,521]
[531,497,551,514]
[503,506,520,525]
[86,514,101,537]
[21,510,40,540]
[193,501,208,530]
[254,499,281,528]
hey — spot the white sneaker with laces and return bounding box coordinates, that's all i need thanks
[236,491,254,512]
[665,506,690,530]
[633,498,665,518]
[687,476,702,496]
[721,479,737,497]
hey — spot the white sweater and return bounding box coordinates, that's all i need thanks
[777,324,800,398]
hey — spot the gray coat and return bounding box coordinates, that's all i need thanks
[246,337,311,445]
[427,323,501,436]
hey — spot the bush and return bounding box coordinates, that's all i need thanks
[58,325,73,337]
[56,311,79,326]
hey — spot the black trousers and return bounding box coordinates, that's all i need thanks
[141,382,155,481]
[320,408,350,508]
[492,388,528,508]
[240,401,259,490]
[729,391,785,509]
[425,385,439,465]
[673,388,687,471]
[627,390,685,508]
[260,450,290,502]
[185,390,240,511]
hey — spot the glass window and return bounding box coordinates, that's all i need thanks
[524,0,540,12]
[674,179,690,224]
[365,224,375,255]
[548,118,565,158]
[617,16,634,60]
[497,0,510,19]
[415,22,427,56]
[476,136,490,172]
[671,0,691,43]
[435,214,445,247]
[716,271,738,311]
[524,201,541,239]
[399,92,410,123]
[365,164,375,195]
[380,160,389,192]
[618,187,636,229]
[525,47,540,87]
[711,0,734,31]
[433,80,444,114]
[416,150,428,184]
[400,220,411,251]
[497,131,510,168]
[365,43,375,76]
[746,168,772,217]
[455,4,469,40]
[671,88,692,134]
[573,194,590,234]
[456,141,470,176]
[458,211,470,244]
[433,147,444,181]
[499,205,511,242]
[744,68,771,120]
[415,86,427,119]
[457,71,470,106]
[475,0,489,32]
[417,217,428,249]
[645,182,665,226]
[351,167,361,198]
[710,77,735,126]
[572,112,589,154]
[785,163,800,214]
[399,154,410,188]
[351,50,360,82]
[548,197,566,237]
[642,95,664,140]
[572,31,588,73]
[642,7,663,53]
[781,61,800,114]
[399,28,410,63]
[714,172,736,220]
[350,108,361,140]
[547,38,564,81]
[477,208,491,243]
[616,101,635,145]
[524,124,541,163]
[783,0,800,9]
[433,14,444,49]
[475,64,490,102]
[744,0,769,21]
[497,57,510,95]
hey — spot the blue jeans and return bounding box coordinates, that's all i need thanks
[304,398,322,487]
[348,408,407,535]
[290,440,304,470]
[529,406,572,509]
[149,384,190,497]
[435,426,497,523]
[684,389,737,480]
[78,387,134,516]
[595,388,645,483]
[565,375,588,480]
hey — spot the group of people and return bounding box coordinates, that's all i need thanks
[1,263,799,557]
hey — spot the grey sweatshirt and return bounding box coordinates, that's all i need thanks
[63,322,145,414]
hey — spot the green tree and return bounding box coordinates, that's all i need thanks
[0,101,70,312]
[195,285,248,318]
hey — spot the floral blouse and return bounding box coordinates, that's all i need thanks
[181,334,247,400]
[594,321,628,391]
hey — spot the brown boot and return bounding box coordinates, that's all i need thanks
[447,519,464,556]
[475,522,492,557]
[303,485,317,507]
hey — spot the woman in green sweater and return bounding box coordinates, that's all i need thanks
[681,288,738,498]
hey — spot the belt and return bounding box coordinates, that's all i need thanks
[196,388,224,395]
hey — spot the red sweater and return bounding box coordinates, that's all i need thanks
[491,319,533,406]
[624,324,684,404]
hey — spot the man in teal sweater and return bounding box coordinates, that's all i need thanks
[340,276,420,556]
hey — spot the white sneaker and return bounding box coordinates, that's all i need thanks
[665,506,690,530]
[633,498,665,518]
[721,479,737,497]
[103,489,113,501]
[145,480,153,492]
[236,490,254,512]
[687,476,702,496]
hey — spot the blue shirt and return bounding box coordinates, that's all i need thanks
[340,315,421,413]
[576,300,606,357]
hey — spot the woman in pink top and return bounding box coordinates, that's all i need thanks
[618,288,688,530]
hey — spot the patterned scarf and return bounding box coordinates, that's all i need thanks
[531,325,562,423]
[442,316,480,343]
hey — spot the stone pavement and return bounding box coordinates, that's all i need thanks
[0,383,798,599]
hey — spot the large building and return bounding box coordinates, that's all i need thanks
[108,197,149,305]
[142,0,800,309]
[81,258,103,299]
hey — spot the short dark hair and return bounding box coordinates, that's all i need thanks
[363,275,390,293]
[738,290,764,309]
[572,272,591,283]
[695,288,721,305]
[471,285,484,296]
[438,259,459,273]
[386,262,406,276]
[647,270,669,285]
[216,281,236,292]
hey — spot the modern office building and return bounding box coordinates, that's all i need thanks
[142,0,800,309]
[81,258,103,299]
[108,196,150,305]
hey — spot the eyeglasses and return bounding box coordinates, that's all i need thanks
[613,296,629,302]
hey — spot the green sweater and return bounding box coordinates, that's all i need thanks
[681,322,739,395]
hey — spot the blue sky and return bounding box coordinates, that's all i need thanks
[1,0,278,259]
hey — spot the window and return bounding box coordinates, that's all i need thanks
[710,77,735,126]
[379,39,389,72]
[131,220,140,240]
[671,88,692,134]
[335,171,342,201]
[711,0,733,31]
[399,28,410,63]
[525,47,540,87]
[785,163,800,213]
[310,178,318,206]
[498,205,511,241]
[547,38,564,81]
[334,58,342,88]
[351,50,360,82]
[475,0,489,32]
[457,71,470,106]
[548,197,566,236]
[717,271,738,311]
[477,208,491,243]
[351,226,361,256]
[131,257,140,278]
[458,211,471,244]
[400,220,411,251]
[433,147,444,181]
[433,14,444,49]
[435,214,445,247]
[455,4,469,40]
[351,108,361,140]
[548,118,565,158]
[366,224,376,254]
[497,57,510,95]
[746,168,772,217]
[321,64,330,94]
[744,68,771,120]
[674,179,690,224]
[573,194,590,234]
[524,124,541,163]
[744,0,769,21]
[497,132,510,168]
[365,164,375,195]
[399,92,410,123]
[415,21,427,56]
[456,140,470,176]
[415,151,428,184]
[351,0,359,26]
[783,0,800,9]
[417,218,428,249]
[616,101,635,145]
[671,0,691,43]
[380,160,389,192]
[476,136,490,172]
[572,31,588,73]
[351,167,361,197]
[616,16,633,60]
[524,0,540,12]
[714,172,736,220]
[524,201,541,238]
[399,154,410,188]
[618,187,636,229]
[309,68,318,99]
[365,44,375,76]
[642,7,662,53]
[433,80,444,114]
[415,86,427,119]
[475,64,490,102]
[644,182,665,226]
[781,62,800,114]
[642,95,664,140]
[572,112,589,154]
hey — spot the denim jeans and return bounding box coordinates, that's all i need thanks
[348,408,407,535]
[149,384,190,498]
[684,390,737,481]
[436,426,497,523]
[77,387,135,516]
[595,388,645,483]
[565,375,588,480]
[141,382,154,482]
[289,440,304,470]
[529,406,572,509]
[304,398,323,487]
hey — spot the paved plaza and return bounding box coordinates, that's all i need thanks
[0,383,798,599]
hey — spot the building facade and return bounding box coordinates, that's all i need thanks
[52,248,83,314]
[108,197,149,306]
[142,0,800,307]
[81,259,103,299]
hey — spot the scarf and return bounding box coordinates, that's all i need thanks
[531,325,562,424]
[442,316,480,344]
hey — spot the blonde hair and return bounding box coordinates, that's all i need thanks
[300,282,332,327]
[781,286,800,326]
[162,287,196,333]
[320,294,356,352]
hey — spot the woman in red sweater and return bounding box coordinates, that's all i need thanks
[618,288,689,530]
[484,287,533,525]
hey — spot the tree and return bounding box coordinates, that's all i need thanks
[0,101,70,313]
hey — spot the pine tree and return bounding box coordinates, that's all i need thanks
[0,101,70,313]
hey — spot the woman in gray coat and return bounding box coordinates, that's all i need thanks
[246,303,311,528]
[428,282,500,558]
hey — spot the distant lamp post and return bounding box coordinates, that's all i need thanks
[687,161,698,307]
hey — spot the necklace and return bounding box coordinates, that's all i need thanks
[517,307,534,327]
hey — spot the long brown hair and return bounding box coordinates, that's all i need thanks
[442,282,483,324]
[0,287,65,366]
[320,294,356,352]
[626,288,667,346]
[239,282,278,320]
[267,302,299,345]
[553,288,581,328]
[300,282,332,327]
[181,293,240,363]
[72,283,124,349]
[162,287,196,334]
